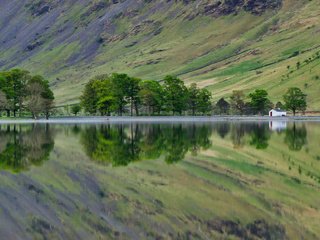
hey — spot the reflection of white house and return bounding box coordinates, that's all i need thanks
[269,121,287,132]
[269,109,287,117]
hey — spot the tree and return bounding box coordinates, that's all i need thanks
[0,69,30,117]
[92,76,114,116]
[11,69,30,117]
[197,88,212,115]
[139,80,163,115]
[80,78,100,115]
[125,77,141,116]
[0,90,9,115]
[40,78,55,119]
[25,75,55,119]
[275,101,284,110]
[248,89,272,115]
[216,98,230,115]
[283,87,307,116]
[0,69,31,116]
[97,96,115,116]
[110,73,130,116]
[230,90,246,115]
[71,104,82,116]
[163,75,188,115]
[188,83,200,116]
[25,82,46,119]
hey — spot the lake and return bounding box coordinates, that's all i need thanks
[0,121,319,239]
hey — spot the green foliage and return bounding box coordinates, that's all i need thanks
[25,74,55,119]
[163,75,188,115]
[0,69,30,116]
[230,90,246,115]
[248,89,272,115]
[197,88,212,115]
[187,83,212,115]
[80,77,100,114]
[187,83,199,116]
[139,80,164,115]
[275,101,284,109]
[283,87,307,116]
[110,73,131,116]
[80,74,212,116]
[71,104,82,116]
[0,69,55,119]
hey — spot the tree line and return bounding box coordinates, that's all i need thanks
[80,73,212,116]
[0,69,307,118]
[0,69,55,119]
[80,73,307,116]
[215,88,307,116]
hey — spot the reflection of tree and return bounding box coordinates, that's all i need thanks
[163,125,189,164]
[0,124,55,172]
[250,124,271,149]
[284,123,307,151]
[230,123,247,148]
[80,124,213,166]
[230,123,272,149]
[80,125,141,166]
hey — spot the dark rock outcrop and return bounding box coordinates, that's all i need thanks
[202,0,282,16]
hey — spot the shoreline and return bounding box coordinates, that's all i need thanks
[0,116,320,124]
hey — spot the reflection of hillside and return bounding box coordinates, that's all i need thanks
[0,124,55,172]
[80,124,213,166]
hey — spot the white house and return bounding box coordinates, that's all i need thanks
[269,109,287,117]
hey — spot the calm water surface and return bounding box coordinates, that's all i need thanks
[0,121,319,239]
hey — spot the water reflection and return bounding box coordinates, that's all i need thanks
[0,124,55,172]
[80,124,213,166]
[249,124,271,149]
[0,121,310,171]
[284,123,307,151]
[269,121,287,132]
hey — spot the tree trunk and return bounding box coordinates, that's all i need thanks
[6,110,10,117]
[135,102,139,116]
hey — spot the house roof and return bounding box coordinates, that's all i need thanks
[270,109,286,112]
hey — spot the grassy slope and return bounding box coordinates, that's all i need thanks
[2,0,320,108]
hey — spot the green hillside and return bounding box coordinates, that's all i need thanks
[0,0,319,108]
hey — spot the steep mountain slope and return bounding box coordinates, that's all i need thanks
[0,0,319,108]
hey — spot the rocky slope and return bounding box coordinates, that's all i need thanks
[0,0,319,108]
